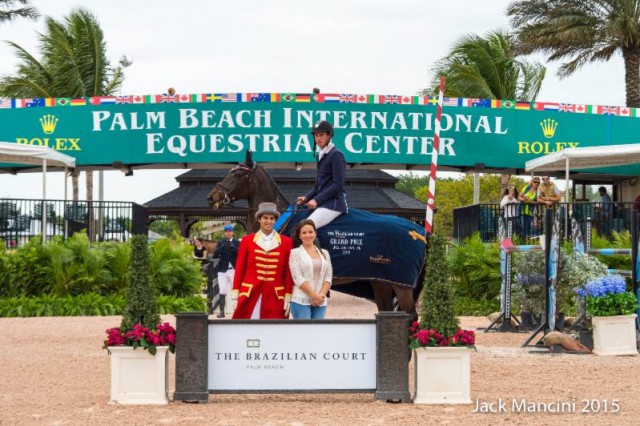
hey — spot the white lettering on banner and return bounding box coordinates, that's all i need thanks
[208,323,376,391]
[344,133,455,156]
[178,109,272,129]
[92,111,165,131]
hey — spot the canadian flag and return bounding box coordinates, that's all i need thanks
[619,107,632,116]
[574,104,587,113]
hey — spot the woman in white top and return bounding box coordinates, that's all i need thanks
[500,185,520,219]
[288,219,332,319]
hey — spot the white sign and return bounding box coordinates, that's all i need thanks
[208,322,376,391]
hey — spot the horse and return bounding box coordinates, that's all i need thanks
[206,152,426,316]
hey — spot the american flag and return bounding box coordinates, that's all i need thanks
[339,94,357,103]
[0,98,13,108]
[221,93,238,102]
[116,96,133,104]
[443,97,460,107]
[381,95,400,104]
[160,94,179,103]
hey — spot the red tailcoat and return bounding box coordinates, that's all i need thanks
[231,232,294,319]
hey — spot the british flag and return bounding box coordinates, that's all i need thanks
[116,96,133,104]
[380,95,400,104]
[599,105,619,115]
[160,94,178,103]
[339,94,357,103]
[558,103,575,112]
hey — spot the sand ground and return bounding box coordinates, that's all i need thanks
[1,291,639,426]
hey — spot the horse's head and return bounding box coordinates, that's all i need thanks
[207,151,257,208]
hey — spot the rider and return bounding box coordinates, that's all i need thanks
[296,120,348,229]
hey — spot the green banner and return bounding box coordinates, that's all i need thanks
[1,98,639,173]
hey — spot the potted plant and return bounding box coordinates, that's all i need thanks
[410,234,475,405]
[576,275,638,356]
[104,234,175,404]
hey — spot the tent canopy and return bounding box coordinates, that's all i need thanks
[525,143,640,173]
[0,141,75,169]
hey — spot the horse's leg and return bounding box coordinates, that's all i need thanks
[393,285,418,322]
[371,280,394,311]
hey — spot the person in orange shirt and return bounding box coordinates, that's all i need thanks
[230,202,294,319]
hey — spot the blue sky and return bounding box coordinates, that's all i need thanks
[0,0,625,201]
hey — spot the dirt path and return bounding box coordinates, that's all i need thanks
[1,291,638,425]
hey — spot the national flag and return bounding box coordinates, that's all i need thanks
[634,108,640,117]
[515,101,530,110]
[356,94,374,103]
[400,95,416,105]
[0,98,13,108]
[189,94,206,102]
[426,96,438,106]
[144,95,156,104]
[315,93,341,103]
[295,93,311,102]
[619,107,631,117]
[501,100,515,109]
[89,96,117,105]
[159,94,178,103]
[558,103,575,112]
[250,93,271,102]
[22,98,45,107]
[543,102,559,111]
[281,93,295,102]
[339,94,357,103]
[178,94,193,103]
[271,93,281,102]
[70,98,86,106]
[115,96,133,104]
[221,93,238,102]
[574,104,587,113]
[598,105,619,115]
[443,97,460,107]
[45,98,55,107]
[204,93,221,102]
[380,95,400,104]
[472,99,491,108]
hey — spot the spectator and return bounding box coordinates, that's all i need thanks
[212,224,239,318]
[538,175,561,206]
[518,177,540,239]
[500,185,520,219]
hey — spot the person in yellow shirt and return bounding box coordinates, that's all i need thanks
[518,177,540,238]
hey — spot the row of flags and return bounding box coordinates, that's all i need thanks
[0,93,637,117]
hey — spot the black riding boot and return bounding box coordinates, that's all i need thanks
[217,295,226,318]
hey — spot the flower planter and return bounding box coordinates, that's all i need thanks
[109,346,170,404]
[592,314,638,356]
[413,346,471,404]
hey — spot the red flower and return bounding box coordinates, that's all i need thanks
[104,322,177,354]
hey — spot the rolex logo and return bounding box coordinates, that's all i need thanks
[40,114,59,134]
[540,118,558,138]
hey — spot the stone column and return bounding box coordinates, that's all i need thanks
[174,313,209,402]
[375,312,411,403]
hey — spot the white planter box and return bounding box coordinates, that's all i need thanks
[592,314,638,356]
[109,346,170,405]
[413,346,471,404]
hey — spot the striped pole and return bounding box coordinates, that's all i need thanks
[425,76,445,234]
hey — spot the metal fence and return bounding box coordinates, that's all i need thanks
[0,198,148,248]
[453,202,635,243]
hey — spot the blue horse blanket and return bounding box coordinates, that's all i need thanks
[277,207,426,288]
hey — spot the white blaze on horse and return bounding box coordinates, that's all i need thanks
[207,152,426,317]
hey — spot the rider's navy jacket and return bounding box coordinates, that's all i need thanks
[305,146,348,213]
[213,238,239,272]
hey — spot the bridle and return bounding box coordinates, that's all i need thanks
[213,164,254,206]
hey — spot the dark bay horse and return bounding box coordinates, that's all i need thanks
[206,153,426,316]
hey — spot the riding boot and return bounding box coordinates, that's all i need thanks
[217,295,226,318]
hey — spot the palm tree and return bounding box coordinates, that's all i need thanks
[507,0,640,107]
[424,30,546,193]
[424,30,546,100]
[0,0,38,23]
[0,8,125,204]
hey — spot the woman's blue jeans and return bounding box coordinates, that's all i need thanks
[291,302,327,319]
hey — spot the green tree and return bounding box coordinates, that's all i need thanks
[423,30,545,197]
[395,172,429,198]
[508,0,640,107]
[415,174,527,237]
[0,0,38,24]
[424,30,546,101]
[0,7,125,203]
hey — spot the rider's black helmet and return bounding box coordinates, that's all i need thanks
[310,120,334,136]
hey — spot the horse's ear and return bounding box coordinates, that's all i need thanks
[245,150,254,169]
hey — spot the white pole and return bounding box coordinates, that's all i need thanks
[64,167,68,239]
[473,172,480,204]
[565,158,570,238]
[99,170,104,239]
[42,159,47,243]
